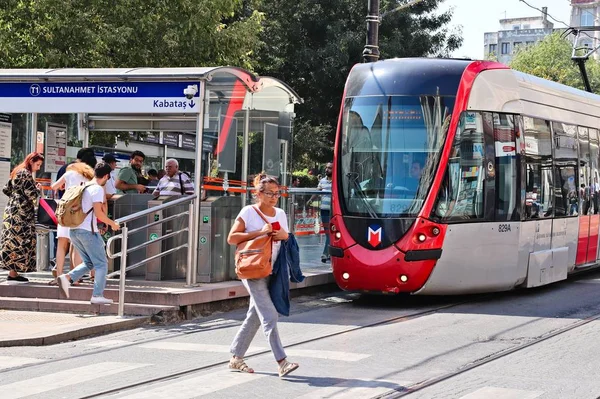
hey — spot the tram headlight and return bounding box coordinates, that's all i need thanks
[431,227,440,236]
[400,275,408,282]
[342,272,350,280]
[335,232,342,240]
[417,233,426,242]
[330,224,337,232]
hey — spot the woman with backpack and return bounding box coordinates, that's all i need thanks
[0,152,44,284]
[51,159,95,283]
[226,173,299,378]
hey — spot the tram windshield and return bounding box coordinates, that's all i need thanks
[340,95,454,217]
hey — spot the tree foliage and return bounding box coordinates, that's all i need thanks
[0,0,264,70]
[256,0,462,168]
[510,32,600,91]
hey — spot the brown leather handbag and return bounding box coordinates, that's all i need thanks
[235,206,273,280]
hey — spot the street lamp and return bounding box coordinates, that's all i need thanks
[363,0,427,63]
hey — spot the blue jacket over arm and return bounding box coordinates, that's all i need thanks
[269,234,305,316]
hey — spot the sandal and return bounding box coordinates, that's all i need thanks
[278,360,299,378]
[228,358,254,373]
[47,279,58,286]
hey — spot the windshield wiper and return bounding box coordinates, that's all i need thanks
[346,172,379,219]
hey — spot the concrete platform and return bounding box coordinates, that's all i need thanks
[0,267,335,346]
[0,310,147,347]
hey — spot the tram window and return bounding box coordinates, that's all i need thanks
[493,113,518,221]
[523,116,553,219]
[552,122,578,217]
[589,128,599,215]
[434,111,486,221]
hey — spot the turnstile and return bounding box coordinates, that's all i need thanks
[197,196,241,283]
[145,196,188,280]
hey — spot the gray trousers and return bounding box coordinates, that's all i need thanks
[230,277,287,361]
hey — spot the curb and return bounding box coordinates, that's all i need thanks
[0,316,149,347]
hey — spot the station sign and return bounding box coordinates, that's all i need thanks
[0,81,201,113]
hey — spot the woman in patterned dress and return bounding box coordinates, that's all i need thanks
[1,152,44,284]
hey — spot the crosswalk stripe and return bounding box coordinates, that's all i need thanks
[137,342,369,362]
[459,387,544,399]
[138,342,267,353]
[294,379,411,399]
[0,362,150,399]
[117,369,267,399]
[0,356,41,370]
[87,339,131,348]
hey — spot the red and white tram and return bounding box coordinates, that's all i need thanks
[330,58,600,295]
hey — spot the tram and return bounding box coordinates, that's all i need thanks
[330,58,600,295]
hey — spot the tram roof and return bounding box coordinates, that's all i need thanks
[0,66,302,104]
[346,58,473,97]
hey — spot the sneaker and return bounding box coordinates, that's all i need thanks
[90,296,113,305]
[6,275,29,285]
[57,274,70,298]
[321,254,327,263]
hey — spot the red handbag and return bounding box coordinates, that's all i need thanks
[235,206,273,280]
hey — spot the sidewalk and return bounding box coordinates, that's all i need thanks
[0,310,147,347]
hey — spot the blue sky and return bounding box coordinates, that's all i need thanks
[441,0,572,59]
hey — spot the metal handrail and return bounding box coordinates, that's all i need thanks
[115,194,197,224]
[108,194,197,317]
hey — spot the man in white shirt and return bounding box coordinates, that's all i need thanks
[102,154,118,200]
[57,162,121,305]
[153,158,194,196]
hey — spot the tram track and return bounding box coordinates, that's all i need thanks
[375,309,600,398]
[75,300,466,398]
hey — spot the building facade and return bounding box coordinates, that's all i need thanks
[484,7,554,64]
[570,0,600,59]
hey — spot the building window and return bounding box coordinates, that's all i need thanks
[501,42,510,54]
[581,11,595,27]
[513,25,520,30]
[526,41,535,47]
[513,42,522,53]
[523,24,530,29]
[489,44,497,55]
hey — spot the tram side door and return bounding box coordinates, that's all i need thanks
[589,128,600,263]
[576,127,591,266]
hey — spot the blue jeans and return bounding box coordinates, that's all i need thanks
[68,229,108,298]
[320,209,330,256]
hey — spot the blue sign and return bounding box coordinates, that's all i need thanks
[0,81,203,113]
[3,82,200,98]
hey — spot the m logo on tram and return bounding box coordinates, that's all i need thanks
[368,225,382,248]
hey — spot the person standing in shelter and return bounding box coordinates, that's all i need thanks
[146,169,159,189]
[152,159,194,196]
[226,173,299,378]
[102,154,118,201]
[0,152,44,284]
[115,150,146,194]
[309,163,333,263]
[51,158,96,282]
[57,162,121,304]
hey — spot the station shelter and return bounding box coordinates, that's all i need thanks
[0,67,302,283]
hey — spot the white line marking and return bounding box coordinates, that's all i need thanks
[294,379,410,399]
[285,349,370,362]
[118,369,267,399]
[0,362,150,399]
[138,342,266,353]
[0,356,41,370]
[138,342,370,361]
[87,339,130,348]
[459,387,544,399]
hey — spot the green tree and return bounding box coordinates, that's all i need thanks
[510,32,600,91]
[256,0,462,169]
[0,0,264,70]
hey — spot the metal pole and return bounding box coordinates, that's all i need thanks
[363,0,381,63]
[185,200,195,286]
[241,107,250,206]
[29,113,38,154]
[191,81,206,285]
[118,224,128,318]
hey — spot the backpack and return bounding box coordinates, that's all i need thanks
[55,182,95,230]
[234,206,273,280]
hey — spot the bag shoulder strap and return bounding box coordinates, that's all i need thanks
[179,172,185,195]
[252,206,271,225]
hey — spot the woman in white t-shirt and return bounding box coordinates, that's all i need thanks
[51,162,94,281]
[226,173,299,378]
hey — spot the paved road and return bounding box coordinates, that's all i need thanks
[3,270,600,398]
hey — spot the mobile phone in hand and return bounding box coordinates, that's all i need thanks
[271,221,281,231]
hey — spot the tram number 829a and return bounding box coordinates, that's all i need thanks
[498,224,512,233]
